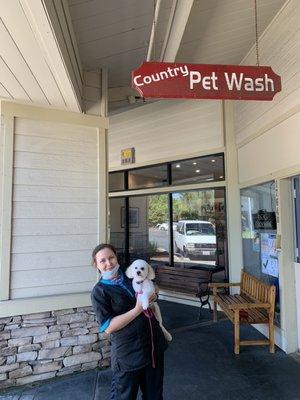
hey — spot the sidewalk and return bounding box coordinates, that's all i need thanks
[1,304,300,399]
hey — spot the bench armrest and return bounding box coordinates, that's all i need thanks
[228,302,271,310]
[209,282,241,288]
[197,281,210,296]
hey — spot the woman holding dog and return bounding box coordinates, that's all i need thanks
[91,243,168,400]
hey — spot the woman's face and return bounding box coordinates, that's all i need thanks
[94,247,118,273]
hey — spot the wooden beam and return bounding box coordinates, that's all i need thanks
[160,0,194,62]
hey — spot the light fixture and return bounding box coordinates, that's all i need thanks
[211,159,216,163]
[193,162,197,165]
[196,169,200,173]
[219,175,223,179]
[175,164,180,168]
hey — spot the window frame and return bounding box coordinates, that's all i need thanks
[293,177,300,263]
[109,152,225,192]
[109,185,228,271]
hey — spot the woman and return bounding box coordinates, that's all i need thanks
[91,243,168,400]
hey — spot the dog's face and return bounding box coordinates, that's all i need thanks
[126,259,155,282]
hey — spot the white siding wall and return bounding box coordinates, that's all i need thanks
[109,99,223,170]
[0,116,3,237]
[10,118,99,298]
[235,0,300,147]
[238,111,300,183]
[235,0,300,353]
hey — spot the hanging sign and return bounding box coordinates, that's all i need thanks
[132,62,281,101]
[252,210,277,230]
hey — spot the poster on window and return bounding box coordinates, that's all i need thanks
[260,233,279,277]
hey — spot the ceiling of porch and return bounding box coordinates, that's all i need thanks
[0,0,287,115]
[68,0,286,113]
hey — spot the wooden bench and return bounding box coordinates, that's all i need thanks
[209,269,276,354]
[155,266,213,318]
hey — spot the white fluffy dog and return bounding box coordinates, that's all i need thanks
[126,259,172,342]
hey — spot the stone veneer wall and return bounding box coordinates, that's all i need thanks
[0,307,110,389]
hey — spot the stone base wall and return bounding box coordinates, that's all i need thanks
[0,307,110,389]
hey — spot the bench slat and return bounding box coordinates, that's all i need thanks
[155,267,213,314]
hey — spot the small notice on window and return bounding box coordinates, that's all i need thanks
[260,233,279,278]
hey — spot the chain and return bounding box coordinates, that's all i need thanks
[254,0,260,66]
[153,0,156,61]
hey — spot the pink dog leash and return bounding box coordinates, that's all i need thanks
[136,292,156,368]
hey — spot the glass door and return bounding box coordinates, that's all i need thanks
[293,177,300,349]
[240,181,280,325]
[294,177,300,263]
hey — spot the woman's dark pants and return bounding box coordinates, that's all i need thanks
[110,359,164,400]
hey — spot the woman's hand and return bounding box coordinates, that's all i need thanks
[134,298,144,314]
[148,292,158,306]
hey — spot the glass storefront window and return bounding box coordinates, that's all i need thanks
[171,154,224,185]
[128,165,168,190]
[109,172,125,192]
[109,153,225,190]
[108,152,228,295]
[172,189,227,276]
[240,181,280,324]
[109,188,227,293]
[128,194,170,265]
[109,197,126,266]
[109,195,171,266]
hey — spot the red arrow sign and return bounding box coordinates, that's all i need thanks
[132,62,281,101]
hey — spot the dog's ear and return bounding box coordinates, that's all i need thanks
[125,264,134,278]
[147,264,155,280]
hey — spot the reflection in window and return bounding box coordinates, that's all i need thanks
[128,165,168,190]
[109,197,126,266]
[109,172,125,192]
[171,154,224,185]
[109,189,228,295]
[128,194,170,266]
[185,222,215,236]
[173,189,227,281]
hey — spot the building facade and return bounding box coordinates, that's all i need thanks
[0,0,299,389]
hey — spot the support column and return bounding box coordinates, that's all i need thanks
[0,113,14,300]
[83,69,108,118]
[277,178,298,353]
[223,100,243,285]
[82,69,109,277]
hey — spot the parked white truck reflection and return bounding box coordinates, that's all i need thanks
[174,220,216,259]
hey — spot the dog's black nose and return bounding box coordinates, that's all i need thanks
[137,271,141,275]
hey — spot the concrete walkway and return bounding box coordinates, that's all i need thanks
[1,318,300,400]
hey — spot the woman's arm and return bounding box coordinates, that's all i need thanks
[105,301,143,334]
[105,290,159,334]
